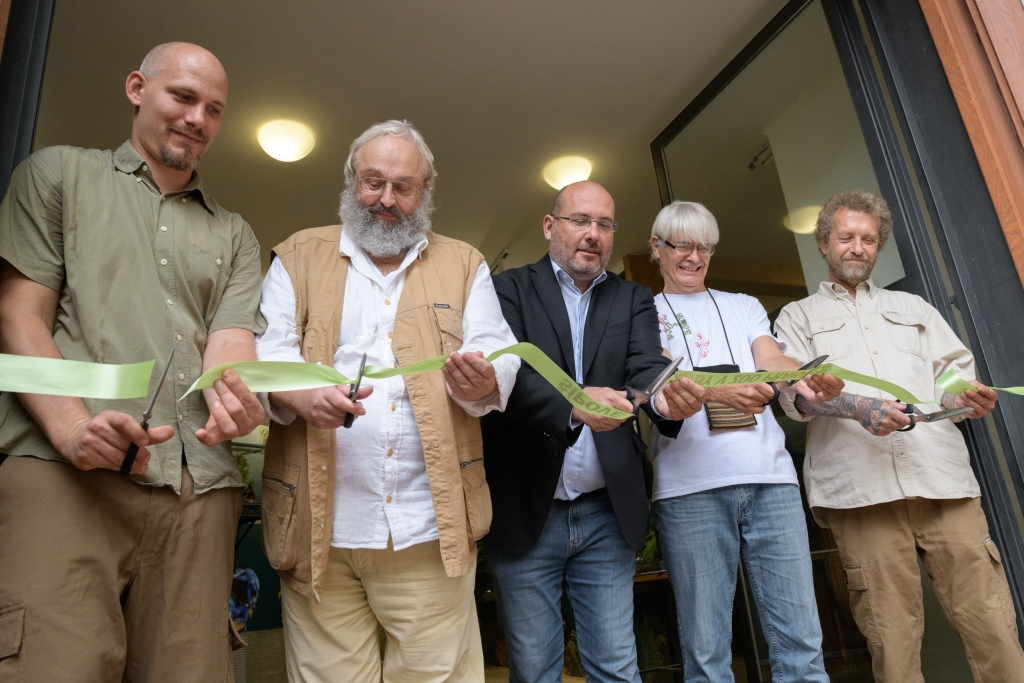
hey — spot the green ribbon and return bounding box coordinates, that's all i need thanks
[7,344,1022,419]
[0,353,154,399]
[936,369,1024,397]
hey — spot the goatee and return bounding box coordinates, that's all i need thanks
[338,182,433,258]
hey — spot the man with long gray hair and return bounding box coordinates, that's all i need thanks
[775,189,1024,682]
[255,120,520,682]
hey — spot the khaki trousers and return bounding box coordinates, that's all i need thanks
[281,540,483,683]
[827,497,1024,683]
[0,455,241,683]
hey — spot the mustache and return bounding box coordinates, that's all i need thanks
[168,123,208,144]
[368,202,403,220]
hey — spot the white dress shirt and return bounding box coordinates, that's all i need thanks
[551,259,608,500]
[256,230,520,550]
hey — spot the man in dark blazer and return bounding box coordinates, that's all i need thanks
[482,181,705,683]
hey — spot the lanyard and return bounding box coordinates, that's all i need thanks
[660,290,736,369]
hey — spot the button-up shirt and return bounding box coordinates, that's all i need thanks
[774,278,980,518]
[257,230,519,550]
[551,259,608,500]
[0,142,266,493]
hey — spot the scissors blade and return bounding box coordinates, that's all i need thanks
[919,407,974,423]
[788,355,828,386]
[642,356,685,400]
[351,353,367,393]
[142,347,175,422]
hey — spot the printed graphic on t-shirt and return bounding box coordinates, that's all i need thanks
[658,312,692,341]
[694,332,710,359]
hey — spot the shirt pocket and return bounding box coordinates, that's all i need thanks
[186,244,232,327]
[433,307,464,354]
[808,317,851,360]
[881,310,926,358]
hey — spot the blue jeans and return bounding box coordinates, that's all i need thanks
[489,489,641,683]
[654,484,828,683]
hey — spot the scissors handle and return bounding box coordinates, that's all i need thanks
[897,403,916,432]
[343,383,358,429]
[120,419,148,476]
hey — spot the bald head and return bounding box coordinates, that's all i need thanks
[139,42,226,86]
[552,180,615,217]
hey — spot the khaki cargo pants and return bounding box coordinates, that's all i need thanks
[0,455,241,682]
[828,497,1024,683]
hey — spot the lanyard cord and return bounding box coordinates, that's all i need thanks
[660,290,736,367]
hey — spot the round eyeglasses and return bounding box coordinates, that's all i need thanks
[552,215,618,233]
[661,238,716,256]
[357,176,422,200]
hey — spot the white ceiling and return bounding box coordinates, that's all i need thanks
[33,0,790,272]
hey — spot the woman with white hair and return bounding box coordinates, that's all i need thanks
[649,201,840,682]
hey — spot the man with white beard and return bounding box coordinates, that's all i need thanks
[255,120,520,683]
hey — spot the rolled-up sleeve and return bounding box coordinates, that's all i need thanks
[254,258,305,424]
[451,262,521,417]
[774,303,814,423]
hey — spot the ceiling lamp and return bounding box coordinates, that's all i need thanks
[782,206,822,235]
[543,156,592,190]
[258,120,315,162]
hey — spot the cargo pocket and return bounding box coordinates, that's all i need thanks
[261,461,301,571]
[842,564,880,645]
[459,440,491,540]
[0,604,25,663]
[984,537,1017,629]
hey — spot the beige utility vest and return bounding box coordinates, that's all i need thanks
[261,225,492,602]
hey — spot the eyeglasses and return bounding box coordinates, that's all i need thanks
[552,215,618,233]
[357,176,423,200]
[661,238,716,256]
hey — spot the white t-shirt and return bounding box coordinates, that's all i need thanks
[651,289,797,501]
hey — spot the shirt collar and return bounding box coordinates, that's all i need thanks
[550,257,607,294]
[818,277,877,301]
[112,140,215,214]
[339,226,430,288]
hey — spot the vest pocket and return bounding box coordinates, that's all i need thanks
[261,461,301,571]
[458,440,492,540]
[433,307,464,355]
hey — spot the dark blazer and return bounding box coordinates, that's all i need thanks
[482,254,682,555]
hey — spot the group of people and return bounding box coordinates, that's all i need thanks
[0,41,1021,683]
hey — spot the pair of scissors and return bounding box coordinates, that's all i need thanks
[624,356,686,412]
[120,347,175,476]
[343,353,367,429]
[897,403,974,431]
[787,355,829,386]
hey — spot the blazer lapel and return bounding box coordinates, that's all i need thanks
[582,275,615,379]
[530,255,575,373]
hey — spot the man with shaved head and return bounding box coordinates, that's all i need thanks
[0,43,266,681]
[482,181,706,682]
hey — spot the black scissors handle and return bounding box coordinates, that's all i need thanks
[119,420,149,475]
[343,384,358,429]
[897,403,916,431]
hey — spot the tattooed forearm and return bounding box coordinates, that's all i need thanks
[795,393,899,435]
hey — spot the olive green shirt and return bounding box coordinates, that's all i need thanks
[0,142,267,493]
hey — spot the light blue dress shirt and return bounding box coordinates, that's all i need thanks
[551,259,608,500]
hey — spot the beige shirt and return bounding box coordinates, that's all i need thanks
[0,142,266,493]
[774,279,980,519]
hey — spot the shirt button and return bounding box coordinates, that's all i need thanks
[873,350,878,355]
[166,299,173,305]
[385,299,391,305]
[320,523,324,529]
[386,495,392,503]
[215,258,222,265]
[182,198,187,203]
[387,332,393,339]
[160,259,168,266]
[387,449,393,457]
[321,465,327,470]
[176,334,182,341]
[864,325,869,329]
[142,164,148,172]
[819,325,824,330]
[178,373,185,380]
[160,226,168,232]
[391,404,396,411]
[136,177,142,183]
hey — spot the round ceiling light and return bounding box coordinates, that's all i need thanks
[543,156,592,190]
[258,120,315,162]
[782,206,822,235]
